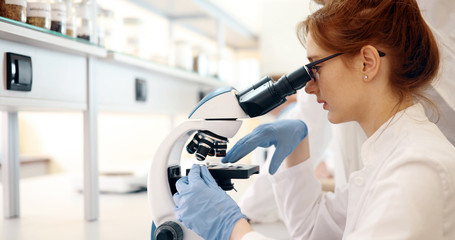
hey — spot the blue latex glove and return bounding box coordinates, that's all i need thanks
[222,119,308,174]
[173,164,246,240]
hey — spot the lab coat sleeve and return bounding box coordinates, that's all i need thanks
[285,91,332,168]
[238,168,282,223]
[346,159,446,240]
[239,90,333,224]
[242,231,273,240]
[270,160,348,239]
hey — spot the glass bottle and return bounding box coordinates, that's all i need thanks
[50,0,66,34]
[26,1,51,29]
[123,17,146,58]
[1,0,27,23]
[75,0,91,41]
[174,40,193,71]
[97,7,122,51]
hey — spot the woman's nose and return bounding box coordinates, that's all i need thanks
[305,80,318,95]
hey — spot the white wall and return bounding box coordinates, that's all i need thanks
[259,0,315,75]
[210,0,317,76]
[18,112,175,174]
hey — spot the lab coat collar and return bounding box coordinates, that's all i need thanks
[360,103,427,166]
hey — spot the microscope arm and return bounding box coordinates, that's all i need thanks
[148,119,242,239]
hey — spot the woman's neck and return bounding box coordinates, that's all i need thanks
[359,96,413,137]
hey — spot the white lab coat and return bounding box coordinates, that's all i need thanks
[239,0,455,236]
[243,103,455,239]
[331,0,455,187]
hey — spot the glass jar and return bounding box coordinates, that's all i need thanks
[75,0,92,41]
[98,8,124,51]
[50,1,66,34]
[193,47,209,77]
[66,10,76,37]
[1,0,27,23]
[26,2,51,29]
[77,17,91,40]
[123,17,146,58]
[64,0,76,37]
[174,41,193,71]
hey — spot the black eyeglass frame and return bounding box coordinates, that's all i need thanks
[305,50,386,81]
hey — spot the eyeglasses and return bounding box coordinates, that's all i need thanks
[305,51,386,82]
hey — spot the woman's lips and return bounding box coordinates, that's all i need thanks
[317,99,328,110]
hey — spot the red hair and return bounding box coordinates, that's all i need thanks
[298,0,439,103]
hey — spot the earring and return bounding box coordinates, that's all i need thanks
[364,75,368,79]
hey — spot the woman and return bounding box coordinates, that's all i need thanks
[173,0,455,239]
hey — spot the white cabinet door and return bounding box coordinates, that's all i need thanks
[95,59,201,115]
[0,39,87,111]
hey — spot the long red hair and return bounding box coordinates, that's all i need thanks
[298,0,439,104]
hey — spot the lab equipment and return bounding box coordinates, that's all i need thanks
[148,64,313,240]
[186,130,228,161]
[174,164,246,240]
[187,164,259,191]
[222,119,308,174]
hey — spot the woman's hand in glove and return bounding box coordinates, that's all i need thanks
[222,119,308,174]
[173,164,247,240]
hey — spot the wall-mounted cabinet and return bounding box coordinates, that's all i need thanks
[96,55,220,113]
[0,38,88,111]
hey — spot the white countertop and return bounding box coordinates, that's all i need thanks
[0,174,289,240]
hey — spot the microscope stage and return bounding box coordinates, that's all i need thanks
[185,163,259,179]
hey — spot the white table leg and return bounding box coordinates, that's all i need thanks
[83,56,99,221]
[2,111,20,218]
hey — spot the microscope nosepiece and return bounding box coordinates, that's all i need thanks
[186,130,228,161]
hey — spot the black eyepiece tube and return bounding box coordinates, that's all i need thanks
[237,66,312,117]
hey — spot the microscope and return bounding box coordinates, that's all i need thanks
[148,65,313,240]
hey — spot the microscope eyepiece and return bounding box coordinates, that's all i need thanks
[237,66,312,117]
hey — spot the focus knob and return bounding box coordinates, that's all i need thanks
[155,221,183,240]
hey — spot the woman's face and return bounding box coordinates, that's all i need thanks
[304,33,366,124]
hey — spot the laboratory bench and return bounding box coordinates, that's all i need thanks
[0,174,290,240]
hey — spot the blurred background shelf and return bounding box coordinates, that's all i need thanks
[107,51,225,87]
[0,17,107,58]
[129,0,258,50]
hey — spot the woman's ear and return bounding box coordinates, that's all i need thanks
[360,45,381,81]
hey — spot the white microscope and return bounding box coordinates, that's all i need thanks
[148,65,313,240]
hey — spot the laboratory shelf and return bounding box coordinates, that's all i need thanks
[128,0,258,49]
[0,17,107,58]
[0,16,226,89]
[107,51,226,87]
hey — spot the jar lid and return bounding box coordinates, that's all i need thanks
[27,2,51,18]
[51,3,66,12]
[123,17,143,25]
[99,8,114,18]
[27,2,51,10]
[5,0,26,7]
[51,2,66,21]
